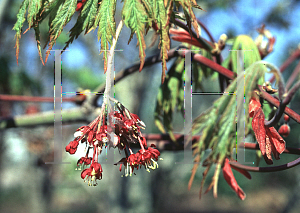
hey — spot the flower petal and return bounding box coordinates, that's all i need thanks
[222,159,246,200]
[81,168,91,179]
[265,135,273,164]
[249,97,261,118]
[270,138,280,160]
[266,127,286,154]
[252,108,266,156]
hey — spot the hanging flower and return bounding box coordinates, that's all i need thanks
[77,156,92,166]
[81,162,103,186]
[65,140,79,154]
[249,97,286,164]
[136,145,161,172]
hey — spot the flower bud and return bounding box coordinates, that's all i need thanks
[284,114,290,122]
[278,124,290,137]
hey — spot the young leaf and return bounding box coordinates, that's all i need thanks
[27,0,43,30]
[45,0,77,63]
[33,24,44,65]
[174,0,204,38]
[12,0,30,65]
[230,35,261,73]
[122,0,148,72]
[156,0,172,83]
[94,0,116,73]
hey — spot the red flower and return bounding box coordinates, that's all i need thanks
[128,154,138,166]
[65,140,79,154]
[249,97,286,164]
[81,162,103,186]
[136,146,161,171]
[77,157,92,166]
[223,158,251,200]
[116,157,138,177]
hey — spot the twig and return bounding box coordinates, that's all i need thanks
[196,19,215,43]
[0,94,85,102]
[0,108,87,129]
[230,157,300,172]
[283,80,300,105]
[238,142,300,155]
[286,60,300,91]
[88,45,187,107]
[264,101,286,127]
[103,20,124,105]
[264,62,286,100]
[195,18,226,91]
[258,85,300,124]
[190,51,235,79]
[269,48,300,83]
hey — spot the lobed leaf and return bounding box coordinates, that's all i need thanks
[45,0,77,63]
[122,0,148,72]
[94,0,116,73]
[27,0,43,30]
[12,0,30,65]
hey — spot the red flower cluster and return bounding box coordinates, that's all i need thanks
[249,97,286,164]
[65,101,161,185]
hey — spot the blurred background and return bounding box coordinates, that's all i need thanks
[1,0,300,212]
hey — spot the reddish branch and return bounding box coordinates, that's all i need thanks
[230,157,300,172]
[0,94,85,102]
[286,60,300,90]
[258,85,300,124]
[183,51,234,79]
[269,48,300,83]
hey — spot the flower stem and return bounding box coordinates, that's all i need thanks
[103,20,124,105]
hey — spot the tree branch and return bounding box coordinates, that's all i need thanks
[286,60,300,91]
[269,48,300,83]
[0,108,88,129]
[196,19,215,43]
[258,85,300,124]
[230,157,300,172]
[0,94,85,102]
